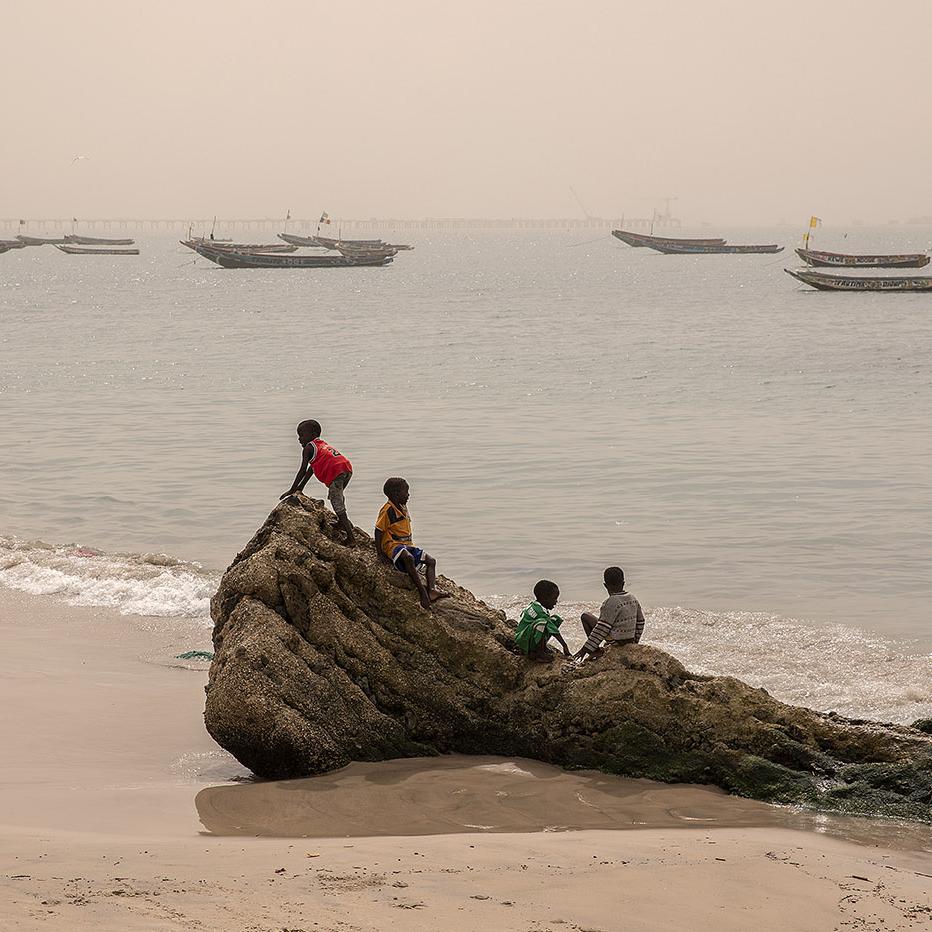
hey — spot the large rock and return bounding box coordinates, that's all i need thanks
[206,496,932,822]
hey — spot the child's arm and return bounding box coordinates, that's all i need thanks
[280,444,313,500]
[552,630,572,657]
[574,617,612,660]
[373,529,392,563]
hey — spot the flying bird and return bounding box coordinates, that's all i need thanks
[71,155,90,163]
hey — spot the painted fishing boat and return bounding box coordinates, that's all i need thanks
[55,244,140,255]
[611,229,726,248]
[794,248,929,269]
[187,241,392,269]
[182,239,298,253]
[785,268,932,292]
[65,234,135,246]
[17,234,68,245]
[647,241,783,255]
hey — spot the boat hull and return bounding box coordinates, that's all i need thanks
[17,235,67,245]
[785,268,932,291]
[55,245,140,255]
[650,241,784,254]
[795,248,929,269]
[189,242,392,268]
[611,229,726,248]
[277,233,328,247]
[182,239,298,253]
[65,234,135,246]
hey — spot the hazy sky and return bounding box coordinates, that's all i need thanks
[3,0,930,224]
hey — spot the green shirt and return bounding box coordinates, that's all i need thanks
[515,601,563,654]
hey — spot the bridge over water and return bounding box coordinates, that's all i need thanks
[2,216,681,234]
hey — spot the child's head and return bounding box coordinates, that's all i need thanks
[296,419,321,444]
[383,477,410,506]
[603,566,625,593]
[533,579,560,610]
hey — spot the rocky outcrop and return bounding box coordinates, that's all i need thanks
[205,496,932,822]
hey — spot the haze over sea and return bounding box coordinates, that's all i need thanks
[1,228,930,723]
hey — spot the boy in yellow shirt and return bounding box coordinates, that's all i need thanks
[374,477,447,610]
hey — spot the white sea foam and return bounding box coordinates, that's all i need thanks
[1,535,928,727]
[489,596,932,726]
[0,535,217,621]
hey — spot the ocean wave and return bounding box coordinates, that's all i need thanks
[489,596,932,726]
[0,534,217,620]
[1,535,928,726]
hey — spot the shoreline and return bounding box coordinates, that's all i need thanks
[1,588,930,929]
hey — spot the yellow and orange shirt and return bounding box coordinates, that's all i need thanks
[375,500,413,559]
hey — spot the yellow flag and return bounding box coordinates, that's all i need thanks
[809,216,821,228]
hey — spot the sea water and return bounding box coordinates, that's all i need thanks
[1,229,929,722]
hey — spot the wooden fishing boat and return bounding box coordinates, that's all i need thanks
[55,244,140,255]
[278,233,332,247]
[648,241,783,255]
[65,234,135,246]
[785,268,932,292]
[182,239,298,253]
[17,234,67,245]
[795,248,929,269]
[0,239,27,249]
[334,243,400,258]
[187,241,392,269]
[611,229,726,248]
[312,234,387,249]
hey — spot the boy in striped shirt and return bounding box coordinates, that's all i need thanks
[574,566,645,661]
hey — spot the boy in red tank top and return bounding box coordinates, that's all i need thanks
[280,419,355,545]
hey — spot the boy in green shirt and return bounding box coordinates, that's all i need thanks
[515,580,571,663]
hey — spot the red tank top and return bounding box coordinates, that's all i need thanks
[309,439,352,485]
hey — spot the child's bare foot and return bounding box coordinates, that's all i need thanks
[343,534,356,548]
[531,649,554,664]
[419,591,432,610]
[428,589,450,603]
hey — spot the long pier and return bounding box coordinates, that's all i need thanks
[1,216,682,234]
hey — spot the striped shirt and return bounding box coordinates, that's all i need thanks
[581,591,645,653]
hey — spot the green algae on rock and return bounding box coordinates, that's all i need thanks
[205,496,932,822]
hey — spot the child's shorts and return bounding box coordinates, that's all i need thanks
[391,545,425,570]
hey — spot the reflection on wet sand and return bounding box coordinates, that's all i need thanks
[195,755,932,850]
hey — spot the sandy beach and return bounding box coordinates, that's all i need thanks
[2,588,929,931]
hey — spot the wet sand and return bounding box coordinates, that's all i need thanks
[1,588,930,930]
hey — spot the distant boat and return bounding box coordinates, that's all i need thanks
[785,268,932,292]
[0,239,27,249]
[647,241,784,255]
[612,229,727,248]
[278,233,331,248]
[312,234,388,249]
[17,234,67,245]
[55,244,140,256]
[795,248,929,269]
[186,241,393,269]
[65,234,135,246]
[333,243,400,259]
[182,239,298,254]
[0,244,10,255]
